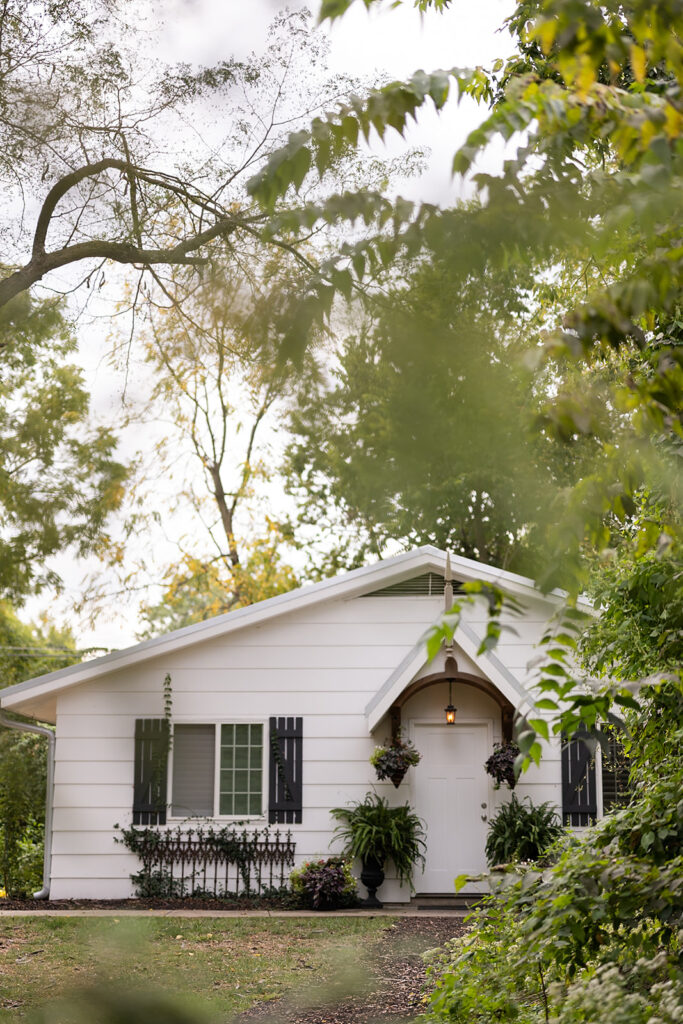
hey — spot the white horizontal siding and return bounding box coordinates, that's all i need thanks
[53,784,132,809]
[57,680,379,714]
[56,713,369,741]
[50,878,134,899]
[50,854,134,878]
[276,596,443,624]
[51,806,132,831]
[165,645,414,670]
[513,782,562,805]
[56,737,131,761]
[54,761,133,785]
[56,737,132,761]
[52,831,123,856]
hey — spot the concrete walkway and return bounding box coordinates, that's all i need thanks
[0,906,468,918]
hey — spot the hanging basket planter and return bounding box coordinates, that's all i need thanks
[484,741,521,790]
[370,734,421,787]
[387,769,408,789]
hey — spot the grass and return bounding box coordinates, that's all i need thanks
[0,915,393,1021]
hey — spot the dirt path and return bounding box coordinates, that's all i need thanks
[234,916,465,1024]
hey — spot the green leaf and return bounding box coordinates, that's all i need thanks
[614,693,641,711]
[528,741,543,766]
[318,0,354,22]
[528,718,550,741]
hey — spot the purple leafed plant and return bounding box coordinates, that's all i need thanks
[484,742,521,790]
[289,858,357,910]
[370,734,421,782]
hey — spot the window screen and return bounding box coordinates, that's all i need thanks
[220,723,263,816]
[171,724,215,817]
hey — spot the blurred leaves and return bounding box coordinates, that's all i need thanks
[0,290,128,602]
[250,0,683,598]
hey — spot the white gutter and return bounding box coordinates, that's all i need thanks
[0,712,54,899]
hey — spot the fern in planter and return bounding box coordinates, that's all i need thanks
[485,795,564,866]
[330,793,426,887]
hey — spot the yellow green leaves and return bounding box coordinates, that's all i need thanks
[531,0,683,92]
[630,43,647,83]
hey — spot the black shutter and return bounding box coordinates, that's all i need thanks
[268,716,303,824]
[133,718,169,825]
[561,727,597,827]
[601,730,631,813]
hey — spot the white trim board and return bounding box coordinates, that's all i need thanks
[366,619,535,732]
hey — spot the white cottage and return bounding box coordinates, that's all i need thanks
[0,547,603,902]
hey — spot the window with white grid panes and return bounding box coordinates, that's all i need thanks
[219,723,263,816]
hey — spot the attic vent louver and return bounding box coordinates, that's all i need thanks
[362,572,462,597]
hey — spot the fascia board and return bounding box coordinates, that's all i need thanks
[366,639,431,731]
[1,543,576,714]
[447,552,593,611]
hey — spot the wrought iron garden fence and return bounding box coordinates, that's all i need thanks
[117,824,296,898]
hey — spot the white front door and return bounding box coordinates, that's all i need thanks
[412,722,491,893]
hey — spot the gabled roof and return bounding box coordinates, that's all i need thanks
[0,546,576,717]
[366,617,535,731]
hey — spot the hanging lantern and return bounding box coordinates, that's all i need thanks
[444,678,457,725]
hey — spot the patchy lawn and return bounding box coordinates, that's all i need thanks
[236,916,467,1024]
[0,916,392,1021]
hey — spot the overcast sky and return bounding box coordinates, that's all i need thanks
[26,0,517,654]
[153,0,516,203]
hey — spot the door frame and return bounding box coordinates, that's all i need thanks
[408,717,495,893]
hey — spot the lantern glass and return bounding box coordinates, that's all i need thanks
[445,677,457,724]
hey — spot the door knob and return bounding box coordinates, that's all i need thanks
[481,802,487,809]
[481,814,488,821]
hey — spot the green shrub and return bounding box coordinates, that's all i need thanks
[426,895,551,1024]
[425,682,683,1024]
[289,858,357,909]
[485,795,563,866]
[0,731,47,897]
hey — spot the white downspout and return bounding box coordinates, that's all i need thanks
[0,712,55,899]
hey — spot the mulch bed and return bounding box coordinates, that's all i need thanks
[0,896,292,911]
[234,916,466,1024]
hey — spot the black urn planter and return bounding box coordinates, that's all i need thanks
[360,856,385,908]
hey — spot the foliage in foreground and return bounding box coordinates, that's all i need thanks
[426,680,683,1024]
[255,0,682,604]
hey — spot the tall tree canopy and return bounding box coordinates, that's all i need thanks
[285,252,606,576]
[0,291,127,603]
[0,0,390,342]
[130,257,313,636]
[249,0,682,597]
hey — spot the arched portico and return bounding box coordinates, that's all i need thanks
[389,655,515,743]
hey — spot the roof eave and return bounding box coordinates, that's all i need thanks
[0,545,586,714]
